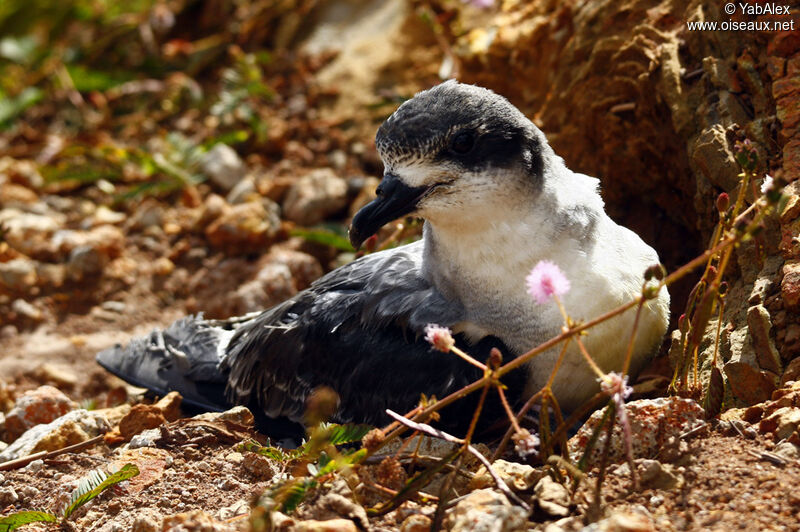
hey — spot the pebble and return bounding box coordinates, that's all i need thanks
[242,452,277,479]
[23,459,44,472]
[534,476,570,517]
[0,209,62,258]
[470,459,544,492]
[118,404,168,440]
[581,511,655,531]
[400,514,432,532]
[33,362,78,388]
[11,298,43,321]
[127,201,165,230]
[129,428,161,449]
[216,499,249,520]
[131,510,162,532]
[200,143,246,192]
[294,519,358,532]
[0,258,38,291]
[328,149,348,170]
[636,459,681,489]
[92,205,126,225]
[0,324,18,339]
[225,451,244,464]
[773,440,800,460]
[446,489,528,532]
[0,487,19,506]
[283,168,348,226]
[192,405,255,426]
[4,385,77,441]
[67,245,105,279]
[101,300,127,313]
[226,175,257,204]
[52,224,125,262]
[759,406,800,440]
[204,199,281,254]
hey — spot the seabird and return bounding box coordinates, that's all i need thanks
[97,81,670,437]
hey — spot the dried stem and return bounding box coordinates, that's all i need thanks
[385,410,531,513]
[621,293,646,376]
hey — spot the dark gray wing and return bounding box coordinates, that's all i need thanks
[96,315,232,412]
[221,240,524,430]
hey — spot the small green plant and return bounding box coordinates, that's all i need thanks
[247,422,370,526]
[0,463,139,531]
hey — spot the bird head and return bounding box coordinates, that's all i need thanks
[349,80,547,249]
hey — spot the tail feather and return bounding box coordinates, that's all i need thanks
[96,315,232,412]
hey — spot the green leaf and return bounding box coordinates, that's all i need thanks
[317,448,367,476]
[0,86,43,127]
[0,510,58,531]
[62,464,139,519]
[41,163,120,185]
[65,64,132,92]
[203,129,250,149]
[290,228,354,252]
[318,423,372,446]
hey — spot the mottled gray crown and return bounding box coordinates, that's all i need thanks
[376,80,541,173]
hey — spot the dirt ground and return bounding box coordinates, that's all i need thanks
[1,170,799,531]
[1,1,800,530]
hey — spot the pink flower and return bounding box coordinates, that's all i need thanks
[600,372,632,403]
[512,429,540,458]
[424,324,455,353]
[526,260,570,304]
[600,372,634,467]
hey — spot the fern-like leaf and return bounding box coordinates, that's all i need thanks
[270,477,318,514]
[318,423,372,446]
[0,510,58,531]
[62,463,139,519]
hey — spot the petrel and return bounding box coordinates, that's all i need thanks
[97,81,670,437]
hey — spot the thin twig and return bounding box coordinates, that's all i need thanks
[385,410,531,513]
[621,293,646,376]
[0,435,105,471]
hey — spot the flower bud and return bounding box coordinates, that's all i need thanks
[644,263,666,281]
[716,192,730,214]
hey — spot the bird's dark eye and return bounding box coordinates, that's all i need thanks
[450,131,475,154]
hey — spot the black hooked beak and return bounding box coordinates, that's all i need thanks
[349,173,429,249]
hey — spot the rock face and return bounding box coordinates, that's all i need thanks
[444,0,800,408]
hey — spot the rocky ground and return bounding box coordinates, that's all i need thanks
[2,0,800,531]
